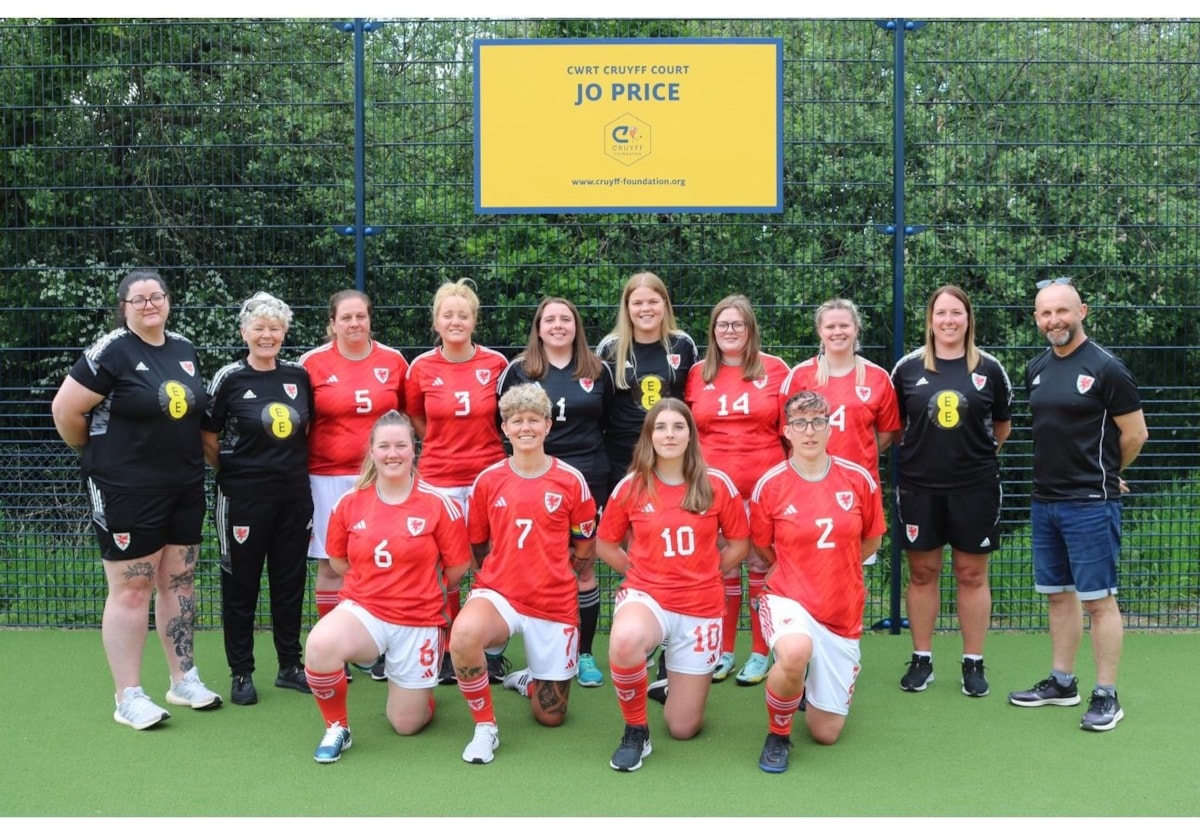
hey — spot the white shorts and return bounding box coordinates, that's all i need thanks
[308,474,357,559]
[340,600,441,689]
[464,588,577,681]
[423,483,470,512]
[759,594,860,716]
[613,588,722,675]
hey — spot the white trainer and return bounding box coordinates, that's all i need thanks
[166,668,223,710]
[462,722,499,764]
[502,667,533,698]
[114,686,171,730]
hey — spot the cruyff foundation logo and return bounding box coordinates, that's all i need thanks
[605,112,651,166]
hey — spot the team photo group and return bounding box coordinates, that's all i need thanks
[49,266,1146,774]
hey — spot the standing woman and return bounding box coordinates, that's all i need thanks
[597,271,698,500]
[683,294,790,684]
[202,292,315,706]
[51,268,222,729]
[497,297,615,688]
[597,399,750,772]
[890,285,1013,698]
[299,289,408,681]
[303,410,472,763]
[405,278,510,683]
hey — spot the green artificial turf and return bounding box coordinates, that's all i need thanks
[3,628,1198,817]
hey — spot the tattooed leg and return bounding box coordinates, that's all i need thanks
[156,543,199,679]
[102,552,160,694]
[530,678,572,727]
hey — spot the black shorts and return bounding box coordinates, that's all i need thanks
[895,481,1002,554]
[87,479,206,561]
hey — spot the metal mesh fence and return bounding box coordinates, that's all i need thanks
[2,18,1197,634]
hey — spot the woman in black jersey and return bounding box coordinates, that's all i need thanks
[52,268,222,730]
[597,272,698,499]
[202,292,315,707]
[889,285,1013,700]
[497,297,615,688]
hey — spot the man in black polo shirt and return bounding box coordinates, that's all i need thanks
[1008,278,1148,732]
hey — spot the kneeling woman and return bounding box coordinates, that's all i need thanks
[747,390,885,774]
[303,410,471,763]
[597,399,750,773]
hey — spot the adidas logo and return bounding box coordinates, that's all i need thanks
[979,537,991,547]
[432,377,444,386]
[421,668,433,679]
[704,383,715,391]
[352,520,367,531]
[494,497,507,508]
[325,374,338,384]
[242,390,257,399]
[1031,374,1041,386]
[915,376,929,386]
[784,504,798,515]
[642,503,655,513]
[134,361,149,371]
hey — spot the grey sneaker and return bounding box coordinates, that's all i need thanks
[1008,675,1081,707]
[1080,689,1124,732]
[610,724,652,772]
[113,686,171,730]
[314,722,352,763]
[165,668,223,710]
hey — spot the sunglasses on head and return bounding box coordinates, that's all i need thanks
[1035,277,1072,289]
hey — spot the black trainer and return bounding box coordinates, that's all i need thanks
[758,732,793,774]
[961,658,989,697]
[438,651,457,685]
[370,654,387,682]
[609,724,652,772]
[276,665,312,694]
[231,673,258,706]
[487,653,511,684]
[1008,675,1081,707]
[647,678,669,705]
[344,662,354,684]
[1080,689,1124,731]
[900,654,934,691]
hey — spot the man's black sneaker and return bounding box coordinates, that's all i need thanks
[758,732,793,774]
[231,673,258,706]
[609,724,652,772]
[276,665,312,694]
[1080,689,1124,731]
[961,658,989,697]
[438,651,457,685]
[900,654,934,692]
[647,678,669,705]
[370,654,387,682]
[1008,675,1081,707]
[487,654,512,684]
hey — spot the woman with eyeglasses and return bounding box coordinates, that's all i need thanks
[747,390,885,774]
[52,268,222,730]
[596,399,750,772]
[202,292,314,706]
[890,285,1013,699]
[683,294,790,685]
[300,289,408,683]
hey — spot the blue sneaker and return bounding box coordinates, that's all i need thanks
[314,722,352,764]
[758,732,793,774]
[578,653,604,687]
[736,652,770,686]
[712,652,737,682]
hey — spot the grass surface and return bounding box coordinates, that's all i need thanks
[3,629,1199,817]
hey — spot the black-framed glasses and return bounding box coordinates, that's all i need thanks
[1035,277,1072,290]
[714,320,747,333]
[787,416,830,432]
[123,292,168,309]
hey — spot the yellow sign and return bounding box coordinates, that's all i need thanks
[474,38,782,213]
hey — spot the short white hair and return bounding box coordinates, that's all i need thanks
[239,291,293,329]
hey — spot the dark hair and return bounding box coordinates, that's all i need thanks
[627,398,712,514]
[326,289,373,342]
[520,297,603,380]
[114,268,168,328]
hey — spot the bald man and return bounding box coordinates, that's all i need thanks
[1008,278,1148,732]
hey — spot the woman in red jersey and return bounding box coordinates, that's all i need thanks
[404,278,510,683]
[748,390,885,774]
[597,399,750,773]
[450,384,597,765]
[299,290,408,680]
[303,410,471,764]
[684,294,790,686]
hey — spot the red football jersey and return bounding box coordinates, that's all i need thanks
[326,478,472,626]
[749,457,885,638]
[598,469,750,618]
[684,354,790,497]
[404,346,509,488]
[299,341,408,475]
[467,458,597,625]
[780,358,900,479]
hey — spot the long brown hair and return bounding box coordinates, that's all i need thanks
[519,297,603,380]
[923,284,980,373]
[626,398,712,514]
[699,294,765,384]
